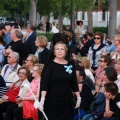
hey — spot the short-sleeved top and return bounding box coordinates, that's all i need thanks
[110,93,120,119]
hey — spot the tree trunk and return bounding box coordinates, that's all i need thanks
[87,10,93,33]
[72,12,75,31]
[108,0,118,39]
[58,9,63,33]
[23,13,27,27]
[29,0,37,23]
[42,16,48,31]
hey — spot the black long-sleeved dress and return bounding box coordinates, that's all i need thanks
[41,61,79,120]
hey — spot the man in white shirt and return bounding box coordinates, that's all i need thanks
[1,51,21,87]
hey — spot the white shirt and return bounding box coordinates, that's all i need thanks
[51,26,59,33]
[85,69,95,83]
[35,48,44,57]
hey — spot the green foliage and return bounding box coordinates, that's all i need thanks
[78,0,94,11]
[37,0,82,17]
[0,0,29,17]
[37,33,54,42]
[93,27,108,34]
[37,0,52,15]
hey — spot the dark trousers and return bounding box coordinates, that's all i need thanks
[13,107,23,120]
[5,103,18,120]
[0,101,15,120]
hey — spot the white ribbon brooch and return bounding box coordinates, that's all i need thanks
[64,65,73,74]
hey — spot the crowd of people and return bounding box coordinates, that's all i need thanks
[0,20,120,120]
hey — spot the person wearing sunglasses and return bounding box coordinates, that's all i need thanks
[93,55,112,93]
[88,32,107,73]
[1,52,21,87]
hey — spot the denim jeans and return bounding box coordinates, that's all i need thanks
[82,114,95,120]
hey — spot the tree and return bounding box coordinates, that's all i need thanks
[108,0,118,39]
[78,0,105,32]
[29,0,38,23]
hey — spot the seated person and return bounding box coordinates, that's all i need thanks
[0,75,6,98]
[13,64,44,120]
[75,60,95,90]
[80,57,95,82]
[74,68,94,120]
[102,82,120,120]
[0,75,5,87]
[82,92,105,120]
[4,66,31,120]
[24,54,39,82]
[1,52,21,87]
[0,66,30,120]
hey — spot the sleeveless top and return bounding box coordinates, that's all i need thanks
[26,79,40,97]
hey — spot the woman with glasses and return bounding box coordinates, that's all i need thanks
[39,41,80,120]
[0,66,30,120]
[88,32,107,73]
[13,63,44,120]
[25,54,39,82]
[111,35,120,62]
[25,54,39,72]
[92,55,112,95]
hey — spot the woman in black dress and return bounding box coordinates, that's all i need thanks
[39,41,81,120]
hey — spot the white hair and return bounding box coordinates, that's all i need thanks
[10,51,19,62]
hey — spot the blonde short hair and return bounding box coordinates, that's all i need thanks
[34,63,44,75]
[36,36,48,47]
[54,41,68,54]
[63,30,72,40]
[79,57,90,69]
[114,35,120,43]
[28,54,39,64]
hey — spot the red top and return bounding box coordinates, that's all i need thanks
[5,80,20,102]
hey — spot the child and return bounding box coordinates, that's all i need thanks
[103,82,120,120]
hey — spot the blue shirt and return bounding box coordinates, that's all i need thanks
[4,32,12,45]
[107,43,116,54]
